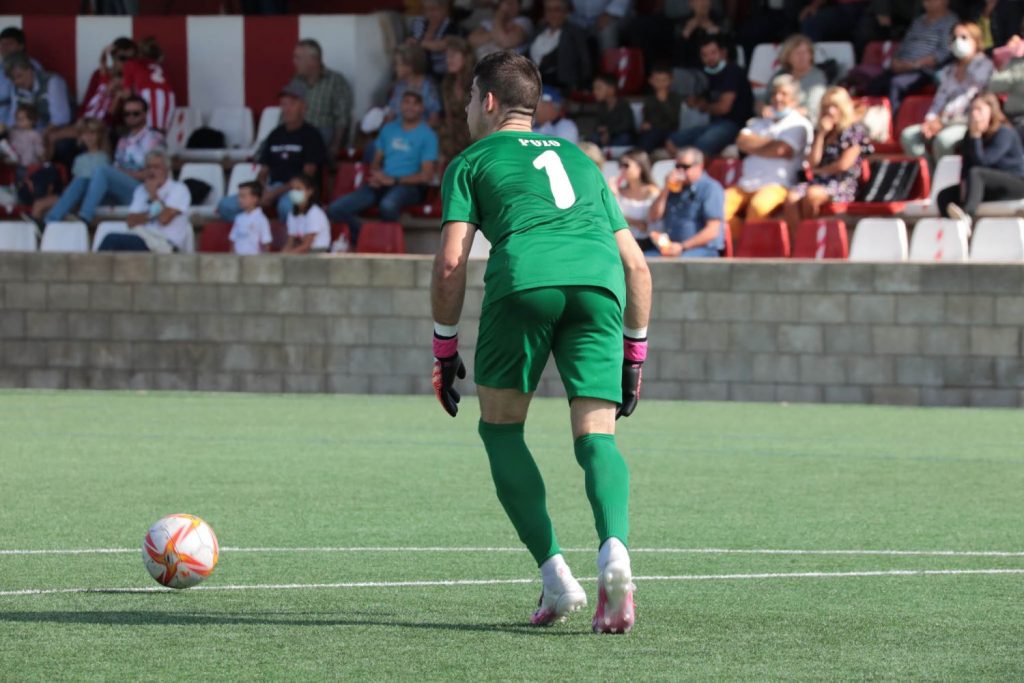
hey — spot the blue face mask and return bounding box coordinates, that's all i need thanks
[703,60,726,75]
[772,107,793,120]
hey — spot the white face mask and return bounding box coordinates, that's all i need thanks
[703,60,726,75]
[288,188,307,206]
[951,37,974,60]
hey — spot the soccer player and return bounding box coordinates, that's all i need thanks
[430,51,652,634]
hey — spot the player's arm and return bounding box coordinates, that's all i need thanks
[616,229,652,419]
[430,220,476,417]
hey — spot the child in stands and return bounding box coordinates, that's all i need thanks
[229,181,273,255]
[589,75,635,147]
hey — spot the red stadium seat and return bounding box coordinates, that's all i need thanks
[735,220,790,257]
[792,219,849,259]
[330,223,352,244]
[601,48,645,95]
[843,156,931,216]
[706,158,742,188]
[721,222,734,257]
[198,221,233,253]
[331,162,367,201]
[893,95,933,142]
[403,186,443,218]
[356,222,406,254]
[855,96,898,154]
[860,41,900,75]
[269,220,288,251]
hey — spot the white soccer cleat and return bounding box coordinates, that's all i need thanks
[592,560,636,634]
[530,562,587,626]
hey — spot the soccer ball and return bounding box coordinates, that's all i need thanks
[142,514,219,589]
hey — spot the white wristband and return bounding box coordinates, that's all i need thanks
[434,321,459,337]
[624,326,648,339]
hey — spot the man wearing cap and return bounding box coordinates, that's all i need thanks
[217,83,328,221]
[533,86,579,143]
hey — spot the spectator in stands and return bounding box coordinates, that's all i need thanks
[867,0,959,113]
[989,34,1024,141]
[409,0,459,78]
[724,74,813,242]
[327,91,438,247]
[772,34,827,123]
[80,38,136,126]
[217,84,327,222]
[469,0,534,59]
[578,140,606,166]
[0,27,41,126]
[624,0,693,70]
[648,146,725,257]
[671,0,728,96]
[609,148,661,251]
[439,37,476,162]
[0,104,44,176]
[938,92,1024,224]
[783,86,873,237]
[858,0,924,47]
[290,38,354,156]
[530,0,593,92]
[122,37,177,132]
[638,65,682,152]
[900,22,993,162]
[387,45,443,127]
[534,86,580,142]
[4,54,71,130]
[45,96,163,225]
[31,118,109,226]
[98,149,192,253]
[571,0,633,52]
[589,74,636,146]
[229,181,273,255]
[736,0,805,64]
[667,35,753,157]
[282,174,331,253]
[799,0,869,44]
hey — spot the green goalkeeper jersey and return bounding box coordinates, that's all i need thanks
[441,131,628,309]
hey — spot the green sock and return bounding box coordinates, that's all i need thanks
[478,421,560,566]
[573,433,630,546]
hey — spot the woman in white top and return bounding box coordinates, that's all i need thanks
[609,148,661,252]
[282,174,331,254]
[468,0,534,59]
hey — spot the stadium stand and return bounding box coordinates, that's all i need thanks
[39,221,90,253]
[92,221,131,252]
[178,163,226,220]
[791,219,849,259]
[355,221,406,254]
[969,218,1024,261]
[907,218,970,262]
[848,218,909,261]
[734,220,790,258]
[0,222,39,251]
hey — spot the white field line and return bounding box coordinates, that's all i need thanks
[2,546,1024,557]
[2,568,1023,598]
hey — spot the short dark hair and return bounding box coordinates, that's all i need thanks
[401,90,424,104]
[0,26,25,46]
[594,74,617,89]
[124,94,149,113]
[112,37,137,53]
[649,62,672,76]
[473,50,542,116]
[699,35,728,52]
[239,180,264,199]
[296,38,323,62]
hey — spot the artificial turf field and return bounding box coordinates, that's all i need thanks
[0,390,1022,681]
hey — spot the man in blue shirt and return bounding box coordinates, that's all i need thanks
[648,147,725,258]
[4,53,71,129]
[327,91,438,246]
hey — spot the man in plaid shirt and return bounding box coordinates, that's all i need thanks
[290,38,353,158]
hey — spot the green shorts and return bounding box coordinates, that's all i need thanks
[475,285,623,403]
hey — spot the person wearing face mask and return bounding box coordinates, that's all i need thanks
[666,35,753,158]
[282,173,331,253]
[722,74,813,244]
[900,22,993,164]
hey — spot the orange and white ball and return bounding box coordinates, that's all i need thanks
[142,514,219,589]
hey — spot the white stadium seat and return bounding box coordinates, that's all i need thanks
[210,106,254,150]
[0,221,39,251]
[253,106,281,154]
[651,159,675,188]
[226,162,260,196]
[908,218,969,262]
[849,218,908,261]
[92,221,131,252]
[601,160,619,184]
[166,106,203,154]
[903,155,961,218]
[747,43,781,100]
[40,221,90,253]
[179,163,226,220]
[970,218,1024,261]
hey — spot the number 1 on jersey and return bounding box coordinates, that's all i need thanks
[532,150,576,209]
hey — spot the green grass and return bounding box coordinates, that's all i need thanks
[0,391,1022,681]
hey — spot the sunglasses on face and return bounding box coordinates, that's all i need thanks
[676,162,696,170]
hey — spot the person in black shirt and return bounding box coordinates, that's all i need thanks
[217,83,327,221]
[667,35,753,157]
[638,65,683,152]
[588,74,636,147]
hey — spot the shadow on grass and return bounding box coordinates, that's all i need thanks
[0,610,586,636]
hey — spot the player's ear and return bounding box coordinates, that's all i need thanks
[483,91,498,114]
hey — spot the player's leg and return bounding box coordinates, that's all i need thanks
[552,286,636,633]
[475,288,586,625]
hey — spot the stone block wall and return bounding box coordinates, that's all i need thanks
[0,253,1022,407]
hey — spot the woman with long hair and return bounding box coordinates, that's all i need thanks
[783,86,873,237]
[938,92,1024,224]
[386,44,442,127]
[772,34,827,121]
[900,22,993,163]
[610,148,661,251]
[282,174,331,253]
[438,36,475,162]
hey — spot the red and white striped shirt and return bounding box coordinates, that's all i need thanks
[123,58,177,131]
